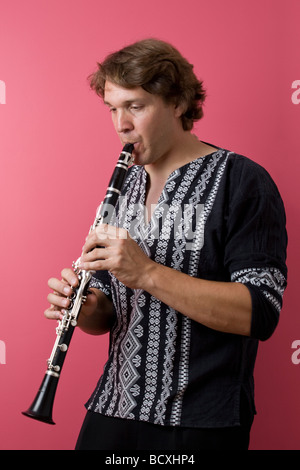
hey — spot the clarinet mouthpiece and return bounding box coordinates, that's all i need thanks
[122,143,134,153]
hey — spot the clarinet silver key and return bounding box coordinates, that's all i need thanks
[22,143,134,424]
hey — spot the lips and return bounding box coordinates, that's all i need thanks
[122,141,143,163]
[123,141,140,153]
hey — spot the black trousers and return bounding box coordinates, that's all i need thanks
[75,397,253,451]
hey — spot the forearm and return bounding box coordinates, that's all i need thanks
[77,288,114,336]
[79,226,252,336]
[142,262,252,336]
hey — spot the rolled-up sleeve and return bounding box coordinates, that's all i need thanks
[231,267,287,340]
[89,270,112,301]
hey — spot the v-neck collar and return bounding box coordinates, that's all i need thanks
[136,147,221,231]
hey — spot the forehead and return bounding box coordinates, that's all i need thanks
[104,81,157,105]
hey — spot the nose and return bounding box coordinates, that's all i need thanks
[114,109,134,135]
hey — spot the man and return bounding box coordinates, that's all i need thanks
[45,39,287,450]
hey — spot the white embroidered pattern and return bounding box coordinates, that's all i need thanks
[231,267,286,313]
[88,149,274,427]
[170,151,229,425]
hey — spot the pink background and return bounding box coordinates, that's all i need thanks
[0,0,299,450]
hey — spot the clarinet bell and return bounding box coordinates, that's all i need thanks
[22,373,58,425]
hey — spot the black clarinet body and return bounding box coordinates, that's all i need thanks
[22,143,134,424]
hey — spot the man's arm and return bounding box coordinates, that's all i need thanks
[79,225,252,337]
[76,287,114,335]
[141,262,252,336]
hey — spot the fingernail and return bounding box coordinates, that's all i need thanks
[63,286,71,295]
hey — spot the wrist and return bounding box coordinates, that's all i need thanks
[138,259,160,292]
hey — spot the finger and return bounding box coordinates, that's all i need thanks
[61,268,79,287]
[82,230,104,254]
[44,305,64,321]
[47,290,71,308]
[48,277,73,297]
[78,257,109,272]
[97,224,129,239]
[83,226,126,254]
[81,247,108,263]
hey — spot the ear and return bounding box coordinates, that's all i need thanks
[174,100,186,118]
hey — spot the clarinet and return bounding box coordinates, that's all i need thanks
[22,143,134,424]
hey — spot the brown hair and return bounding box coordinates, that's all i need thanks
[89,38,206,131]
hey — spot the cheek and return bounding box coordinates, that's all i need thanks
[142,118,164,143]
[137,107,174,147]
[110,115,117,132]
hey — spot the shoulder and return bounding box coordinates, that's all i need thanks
[221,149,282,200]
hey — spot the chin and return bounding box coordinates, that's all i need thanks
[132,156,144,166]
[132,150,147,166]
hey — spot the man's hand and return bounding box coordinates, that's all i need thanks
[45,268,98,321]
[78,224,155,290]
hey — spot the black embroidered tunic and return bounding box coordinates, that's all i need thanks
[86,147,287,428]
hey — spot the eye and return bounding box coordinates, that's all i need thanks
[130,104,144,112]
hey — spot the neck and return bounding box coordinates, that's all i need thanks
[145,132,211,183]
[143,132,216,223]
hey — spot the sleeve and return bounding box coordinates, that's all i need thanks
[89,270,112,301]
[224,158,288,341]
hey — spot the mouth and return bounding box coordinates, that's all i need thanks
[123,141,140,154]
[123,138,139,145]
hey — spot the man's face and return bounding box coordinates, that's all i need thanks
[104,81,183,167]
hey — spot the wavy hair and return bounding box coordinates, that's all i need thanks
[89,39,206,131]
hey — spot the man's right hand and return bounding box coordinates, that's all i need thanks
[44,267,113,335]
[44,268,80,321]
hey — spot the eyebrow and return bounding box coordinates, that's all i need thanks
[103,99,144,107]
